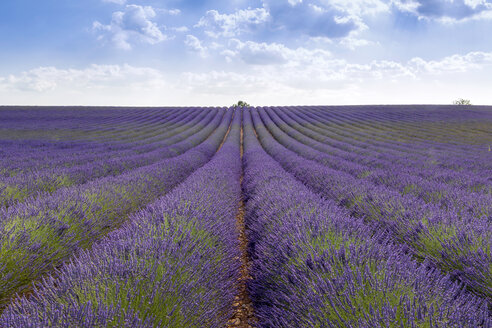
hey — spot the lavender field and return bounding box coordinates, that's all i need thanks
[0,105,491,328]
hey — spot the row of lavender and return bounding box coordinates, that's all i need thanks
[0,107,195,143]
[1,109,243,327]
[273,106,491,189]
[244,107,491,327]
[0,108,222,207]
[0,107,213,175]
[302,105,491,151]
[262,107,490,221]
[0,107,233,310]
[0,107,171,163]
[0,107,217,176]
[278,106,491,193]
[252,106,492,301]
[269,106,490,204]
[275,106,489,181]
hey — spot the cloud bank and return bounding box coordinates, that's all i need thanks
[2,51,491,105]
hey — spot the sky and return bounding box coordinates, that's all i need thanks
[0,0,491,106]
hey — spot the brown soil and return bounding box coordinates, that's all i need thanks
[227,123,256,328]
[217,112,234,151]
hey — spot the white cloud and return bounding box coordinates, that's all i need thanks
[172,26,189,32]
[168,9,181,15]
[2,51,492,106]
[392,0,421,13]
[328,0,390,16]
[224,40,288,65]
[339,37,376,49]
[465,0,487,8]
[212,45,492,94]
[391,0,492,22]
[175,50,492,105]
[0,64,166,93]
[185,35,208,57]
[4,68,58,92]
[196,8,270,38]
[102,0,126,4]
[157,8,181,16]
[409,51,492,73]
[224,39,332,66]
[0,64,175,106]
[261,0,370,38]
[287,0,303,6]
[193,1,386,41]
[93,5,167,49]
[180,70,272,95]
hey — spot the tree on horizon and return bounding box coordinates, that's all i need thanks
[453,98,472,105]
[233,100,251,108]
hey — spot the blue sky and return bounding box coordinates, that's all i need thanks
[0,0,491,105]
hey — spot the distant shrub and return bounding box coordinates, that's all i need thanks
[453,98,472,105]
[233,100,251,108]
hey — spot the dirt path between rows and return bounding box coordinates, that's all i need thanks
[216,112,233,152]
[227,123,256,328]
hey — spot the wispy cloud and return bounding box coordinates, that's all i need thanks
[185,35,208,57]
[261,0,369,38]
[0,64,170,105]
[157,8,181,16]
[392,0,492,22]
[102,0,127,5]
[409,51,492,73]
[0,64,165,92]
[196,8,270,38]
[93,5,167,49]
[222,39,332,66]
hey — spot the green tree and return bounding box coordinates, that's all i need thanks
[453,98,471,105]
[233,100,251,108]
